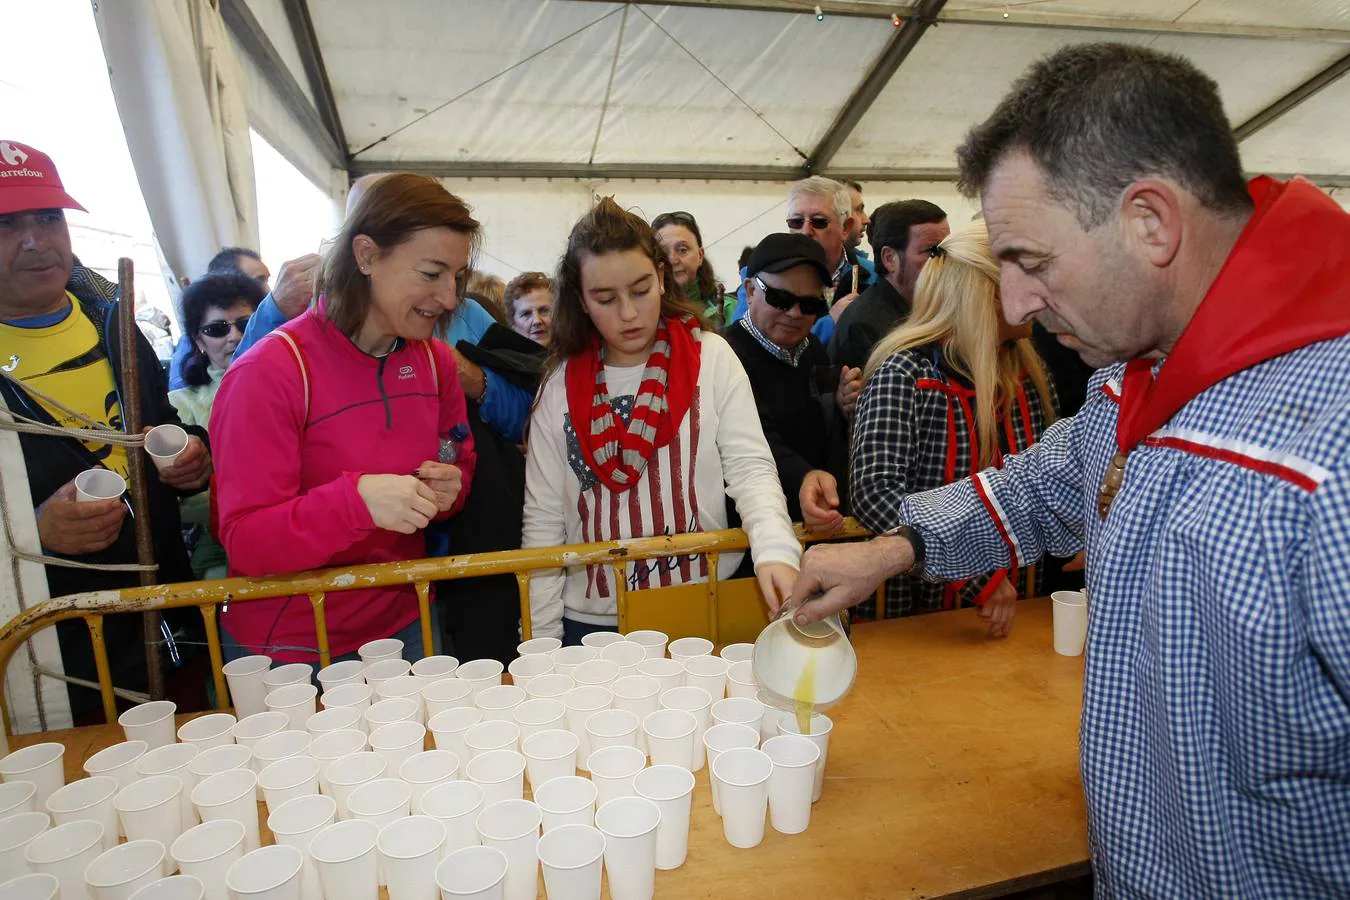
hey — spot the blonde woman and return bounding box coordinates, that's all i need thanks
[815,220,1055,634]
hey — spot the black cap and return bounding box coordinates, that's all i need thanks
[745,233,831,283]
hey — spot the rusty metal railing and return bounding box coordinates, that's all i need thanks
[0,521,870,734]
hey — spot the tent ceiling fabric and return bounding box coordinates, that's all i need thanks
[237,0,1350,184]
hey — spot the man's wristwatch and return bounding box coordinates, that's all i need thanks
[881,523,925,572]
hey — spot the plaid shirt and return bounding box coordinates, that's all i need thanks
[895,336,1350,896]
[850,346,1051,618]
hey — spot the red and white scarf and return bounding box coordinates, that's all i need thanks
[565,315,702,494]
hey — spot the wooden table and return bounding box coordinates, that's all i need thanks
[14,599,1089,899]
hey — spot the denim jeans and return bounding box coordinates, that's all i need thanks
[561,617,619,647]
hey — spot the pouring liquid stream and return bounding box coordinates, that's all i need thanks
[793,652,817,735]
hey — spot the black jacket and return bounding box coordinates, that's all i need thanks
[828,275,911,371]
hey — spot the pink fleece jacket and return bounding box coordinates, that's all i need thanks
[210,308,475,660]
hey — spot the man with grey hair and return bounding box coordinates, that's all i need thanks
[791,43,1350,896]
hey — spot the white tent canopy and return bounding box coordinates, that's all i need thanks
[222,0,1350,279]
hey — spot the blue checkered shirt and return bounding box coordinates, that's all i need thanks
[896,335,1350,897]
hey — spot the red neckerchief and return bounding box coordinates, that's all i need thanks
[1101,177,1350,516]
[564,315,701,494]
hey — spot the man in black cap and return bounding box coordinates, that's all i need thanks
[724,233,859,526]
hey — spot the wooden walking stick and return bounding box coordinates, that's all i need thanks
[117,258,165,701]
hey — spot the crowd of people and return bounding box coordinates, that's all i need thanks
[1,40,1348,896]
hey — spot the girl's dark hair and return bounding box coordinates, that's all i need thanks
[321,173,481,338]
[551,198,703,368]
[503,272,553,320]
[181,271,266,387]
[651,211,719,302]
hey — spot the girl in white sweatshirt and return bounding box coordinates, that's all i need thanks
[522,198,801,644]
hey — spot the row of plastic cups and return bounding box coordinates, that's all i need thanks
[0,872,203,900]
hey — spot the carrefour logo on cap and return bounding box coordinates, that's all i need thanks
[0,143,30,167]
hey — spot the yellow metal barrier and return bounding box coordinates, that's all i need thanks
[0,521,870,735]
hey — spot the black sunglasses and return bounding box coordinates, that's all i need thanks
[786,214,833,231]
[754,276,829,318]
[198,315,251,339]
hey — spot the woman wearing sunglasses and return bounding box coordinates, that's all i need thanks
[168,271,265,578]
[651,211,736,329]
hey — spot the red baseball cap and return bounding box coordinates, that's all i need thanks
[0,141,86,216]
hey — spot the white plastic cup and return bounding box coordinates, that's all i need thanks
[633,765,694,870]
[761,735,820,834]
[0,873,59,900]
[323,754,386,822]
[222,657,272,720]
[345,779,411,830]
[472,800,539,900]
[510,699,566,747]
[136,744,199,829]
[144,424,188,470]
[599,642,646,678]
[658,687,712,771]
[267,795,335,900]
[224,845,302,900]
[472,686,525,725]
[570,661,619,690]
[711,748,772,849]
[594,796,659,900]
[518,730,577,791]
[169,820,245,900]
[1,746,64,808]
[531,777,595,834]
[725,660,758,699]
[398,751,459,813]
[463,752,524,808]
[641,709,697,771]
[514,638,560,657]
[520,674,572,703]
[562,687,611,771]
[453,661,504,701]
[44,778,118,851]
[74,470,125,503]
[1053,590,1089,656]
[433,845,506,900]
[307,820,377,900]
[357,640,403,666]
[711,697,765,732]
[634,659,681,697]
[535,824,603,900]
[258,757,320,818]
[610,677,660,756]
[356,662,410,701]
[682,655,729,701]
[549,648,595,680]
[368,722,426,775]
[113,775,183,867]
[719,643,754,664]
[0,781,37,822]
[319,684,373,715]
[315,661,365,696]
[309,732,366,797]
[667,637,713,661]
[374,678,425,724]
[230,713,288,758]
[504,656,550,693]
[579,632,623,650]
[362,699,418,733]
[376,817,444,900]
[83,840,164,900]
[176,716,236,753]
[127,876,202,900]
[461,722,518,765]
[23,819,102,900]
[186,747,251,784]
[261,666,312,699]
[585,746,644,811]
[0,813,51,881]
[703,723,760,815]
[189,769,259,852]
[584,710,639,757]
[304,707,363,740]
[410,657,458,690]
[250,731,311,776]
[264,685,318,732]
[427,709,481,764]
[776,712,833,802]
[422,680,473,721]
[624,631,667,660]
[419,782,483,855]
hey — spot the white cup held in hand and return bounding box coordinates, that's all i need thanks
[535,824,604,900]
[1052,590,1089,656]
[23,819,103,900]
[418,782,482,856]
[74,470,125,503]
[2,745,65,808]
[144,425,188,471]
[632,765,694,871]
[472,800,540,900]
[169,820,245,900]
[375,816,444,900]
[434,845,506,900]
[221,657,272,720]
[224,844,303,900]
[308,820,377,900]
[761,735,820,834]
[594,796,660,900]
[532,777,595,834]
[710,748,772,849]
[83,839,164,900]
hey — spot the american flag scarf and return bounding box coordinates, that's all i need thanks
[565,315,702,494]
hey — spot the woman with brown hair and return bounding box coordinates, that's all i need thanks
[503,271,553,347]
[210,174,479,663]
[522,198,800,644]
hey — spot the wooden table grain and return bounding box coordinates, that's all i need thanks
[13,598,1089,899]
